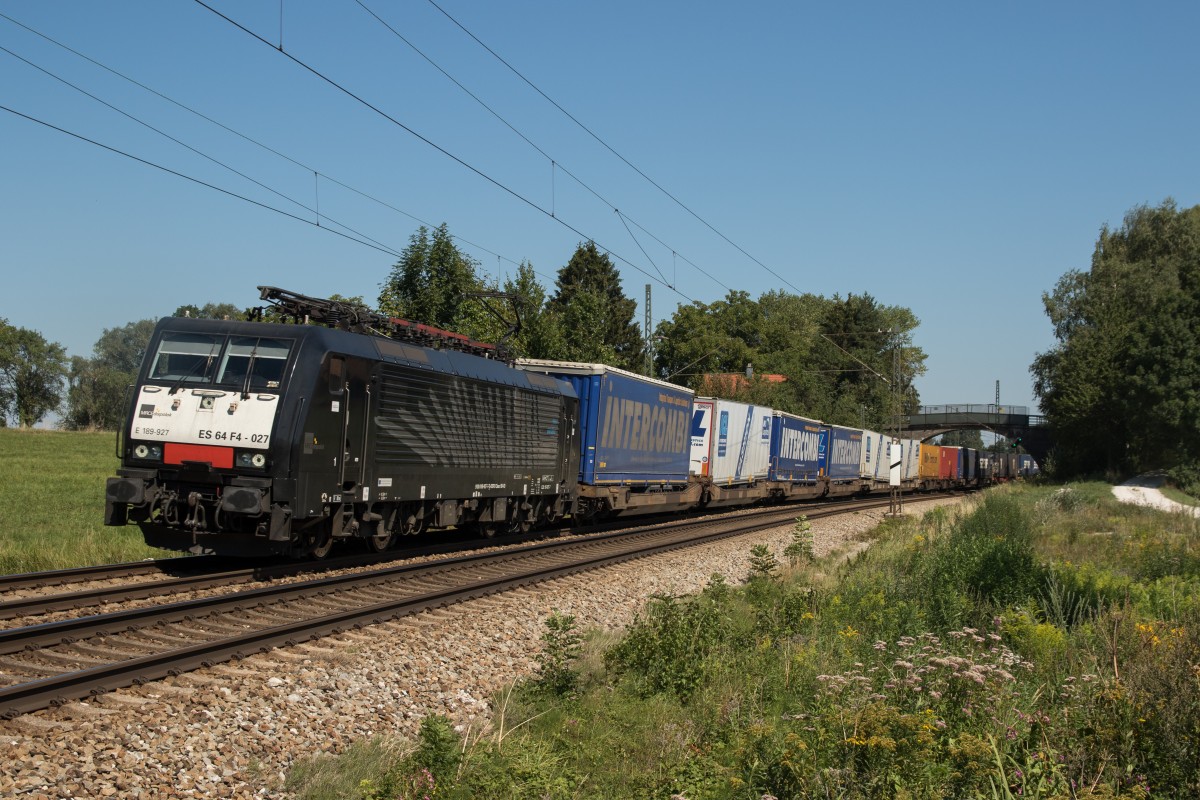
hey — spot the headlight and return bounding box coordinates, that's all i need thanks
[237,451,268,469]
[132,443,162,461]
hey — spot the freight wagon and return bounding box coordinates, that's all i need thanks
[515,360,699,519]
[767,412,825,500]
[688,398,773,506]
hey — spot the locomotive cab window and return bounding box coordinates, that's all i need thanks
[148,332,222,383]
[216,337,292,389]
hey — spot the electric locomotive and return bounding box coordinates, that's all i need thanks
[104,287,580,557]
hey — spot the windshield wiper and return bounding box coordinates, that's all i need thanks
[168,343,218,395]
[240,341,260,400]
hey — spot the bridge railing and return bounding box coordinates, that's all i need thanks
[916,404,1029,416]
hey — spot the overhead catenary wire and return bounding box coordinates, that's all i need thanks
[0,43,402,259]
[422,0,801,295]
[354,0,729,295]
[191,0,696,305]
[0,11,546,284]
[1,104,406,259]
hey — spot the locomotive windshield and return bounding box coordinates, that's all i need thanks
[216,336,291,389]
[148,332,222,384]
[147,331,293,390]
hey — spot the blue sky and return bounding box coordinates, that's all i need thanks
[3,0,1198,414]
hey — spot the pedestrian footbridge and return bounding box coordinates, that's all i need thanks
[903,404,1050,463]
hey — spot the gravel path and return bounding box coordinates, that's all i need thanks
[1111,474,1200,518]
[0,496,965,799]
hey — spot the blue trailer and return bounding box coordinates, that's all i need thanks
[515,360,700,519]
[822,425,863,494]
[769,412,823,483]
[766,412,826,499]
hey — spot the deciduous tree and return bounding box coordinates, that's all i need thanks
[63,319,156,430]
[0,320,68,428]
[1032,200,1200,479]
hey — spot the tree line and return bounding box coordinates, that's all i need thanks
[1033,199,1200,492]
[2,222,926,431]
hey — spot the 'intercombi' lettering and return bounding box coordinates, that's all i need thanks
[600,397,689,453]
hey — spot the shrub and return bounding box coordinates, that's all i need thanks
[919,494,1044,628]
[606,593,737,703]
[783,516,814,565]
[534,612,583,698]
[748,544,779,581]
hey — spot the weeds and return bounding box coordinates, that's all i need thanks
[534,612,583,698]
[783,516,814,566]
[289,482,1200,799]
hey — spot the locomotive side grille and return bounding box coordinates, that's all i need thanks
[375,365,562,470]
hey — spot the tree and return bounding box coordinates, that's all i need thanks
[937,429,986,449]
[378,223,498,340]
[500,262,565,359]
[1032,200,1200,479]
[652,289,926,428]
[63,319,157,431]
[548,242,644,371]
[0,320,68,428]
[172,302,244,320]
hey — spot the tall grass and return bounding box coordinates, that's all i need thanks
[290,484,1200,799]
[0,429,161,573]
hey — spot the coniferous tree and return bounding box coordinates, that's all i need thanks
[548,242,644,370]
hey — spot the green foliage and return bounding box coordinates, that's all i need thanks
[937,429,986,449]
[534,612,583,698]
[411,715,461,784]
[918,493,1044,629]
[499,262,564,359]
[63,319,157,431]
[605,592,736,703]
[1033,200,1200,480]
[747,543,779,581]
[172,301,245,320]
[547,241,644,371]
[378,223,502,342]
[293,487,1200,800]
[783,516,815,566]
[654,290,925,426]
[0,319,68,428]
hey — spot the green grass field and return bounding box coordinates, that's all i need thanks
[0,429,162,574]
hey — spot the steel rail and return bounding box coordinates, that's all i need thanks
[0,556,223,594]
[0,494,951,718]
[0,494,864,620]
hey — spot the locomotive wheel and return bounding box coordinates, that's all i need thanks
[365,531,396,552]
[309,530,334,559]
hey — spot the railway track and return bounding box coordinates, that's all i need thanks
[0,495,932,719]
[0,494,892,623]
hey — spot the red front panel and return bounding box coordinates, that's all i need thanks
[164,442,234,469]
